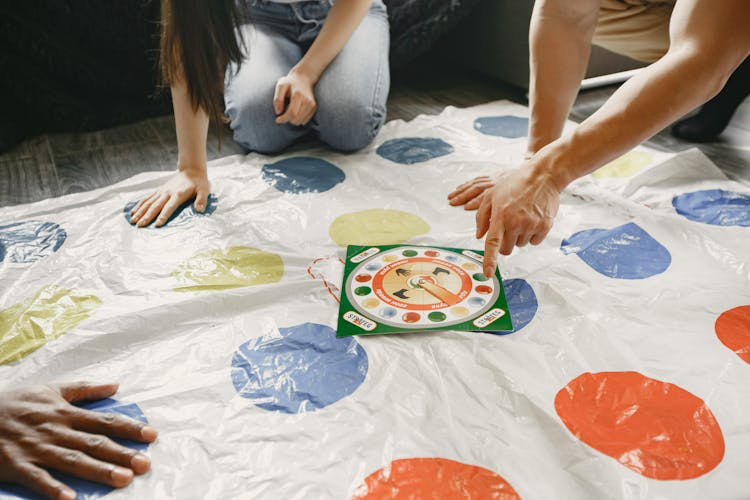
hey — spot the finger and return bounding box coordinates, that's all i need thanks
[516,232,533,247]
[129,193,153,216]
[530,224,553,246]
[448,177,491,200]
[130,193,158,222]
[275,105,293,124]
[194,189,209,213]
[57,382,119,404]
[464,193,485,211]
[300,104,316,126]
[154,194,184,228]
[288,97,305,126]
[273,82,289,115]
[475,201,492,239]
[70,409,158,443]
[483,219,504,277]
[137,193,169,227]
[449,182,494,206]
[14,463,76,500]
[56,429,151,474]
[499,228,520,256]
[40,444,134,489]
[130,195,159,224]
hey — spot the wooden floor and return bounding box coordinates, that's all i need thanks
[1,58,748,207]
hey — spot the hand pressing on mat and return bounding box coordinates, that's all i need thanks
[274,68,318,127]
[475,163,561,277]
[129,167,210,228]
[0,382,157,500]
[448,153,535,211]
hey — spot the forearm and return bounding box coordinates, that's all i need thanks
[293,0,372,82]
[536,49,742,190]
[171,79,209,172]
[527,0,598,154]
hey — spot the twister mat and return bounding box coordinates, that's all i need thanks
[1,100,749,499]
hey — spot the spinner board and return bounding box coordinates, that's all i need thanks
[336,245,513,337]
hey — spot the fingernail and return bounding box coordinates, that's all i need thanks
[140,424,158,440]
[60,487,76,500]
[131,454,151,471]
[112,467,133,483]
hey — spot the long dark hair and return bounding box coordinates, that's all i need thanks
[160,0,245,128]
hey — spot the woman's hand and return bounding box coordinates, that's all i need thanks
[448,153,535,211]
[274,68,317,126]
[476,165,561,277]
[0,382,157,500]
[129,167,210,228]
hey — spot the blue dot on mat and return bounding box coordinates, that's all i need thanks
[672,189,750,227]
[474,116,529,138]
[376,137,454,165]
[0,221,66,264]
[262,156,345,194]
[231,322,368,414]
[0,398,149,500]
[489,279,538,336]
[560,222,671,279]
[123,194,218,229]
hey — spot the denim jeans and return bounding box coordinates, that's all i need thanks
[224,0,390,154]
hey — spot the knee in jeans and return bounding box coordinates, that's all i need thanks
[226,95,291,155]
[321,101,386,152]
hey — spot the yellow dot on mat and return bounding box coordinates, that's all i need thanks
[363,298,380,309]
[451,306,469,317]
[593,150,653,179]
[329,209,430,247]
[172,246,283,292]
[462,262,479,271]
[0,285,101,365]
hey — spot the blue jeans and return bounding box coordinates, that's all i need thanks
[225,0,390,154]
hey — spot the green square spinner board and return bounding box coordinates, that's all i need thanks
[336,245,513,336]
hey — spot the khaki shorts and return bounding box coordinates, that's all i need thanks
[594,0,676,63]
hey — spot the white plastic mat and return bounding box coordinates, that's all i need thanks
[1,101,749,499]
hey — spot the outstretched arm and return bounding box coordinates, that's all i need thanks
[274,0,373,125]
[477,0,750,276]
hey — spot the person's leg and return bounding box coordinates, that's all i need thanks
[672,55,750,142]
[224,12,308,154]
[309,0,390,152]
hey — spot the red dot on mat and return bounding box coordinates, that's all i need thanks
[475,285,493,294]
[554,371,725,480]
[403,312,420,323]
[424,250,440,257]
[355,274,372,283]
[715,305,750,365]
[351,457,519,499]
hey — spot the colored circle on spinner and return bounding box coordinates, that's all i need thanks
[376,137,454,165]
[261,156,345,194]
[0,398,150,500]
[473,273,490,282]
[355,286,372,296]
[475,285,493,294]
[451,306,469,317]
[468,297,485,308]
[124,194,218,229]
[365,263,381,271]
[402,249,418,257]
[428,312,447,322]
[382,255,398,262]
[0,221,67,264]
[672,189,750,227]
[403,312,421,323]
[355,274,372,283]
[462,262,479,271]
[444,254,458,262]
[362,298,380,309]
[380,307,398,319]
[424,250,440,257]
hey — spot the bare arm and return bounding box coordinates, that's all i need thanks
[129,76,211,228]
[527,0,599,154]
[274,0,373,124]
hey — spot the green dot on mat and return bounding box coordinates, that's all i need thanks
[172,246,284,292]
[0,285,101,365]
[402,250,418,257]
[473,273,490,282]
[428,312,447,322]
[355,286,372,296]
[329,209,430,246]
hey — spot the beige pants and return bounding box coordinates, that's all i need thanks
[594,0,676,63]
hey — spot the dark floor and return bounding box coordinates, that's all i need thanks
[1,58,748,208]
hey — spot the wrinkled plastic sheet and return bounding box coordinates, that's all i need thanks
[1,101,749,499]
